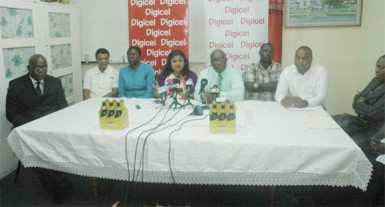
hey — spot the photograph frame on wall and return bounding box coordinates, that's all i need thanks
[285,0,362,27]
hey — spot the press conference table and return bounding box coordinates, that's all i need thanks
[7,98,372,199]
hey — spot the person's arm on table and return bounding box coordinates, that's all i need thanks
[103,87,118,98]
[275,71,291,107]
[83,89,91,100]
[221,70,244,101]
[118,70,125,98]
[82,70,92,100]
[142,65,155,98]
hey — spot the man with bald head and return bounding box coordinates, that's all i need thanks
[194,49,244,103]
[275,46,328,108]
[6,54,72,204]
[6,54,68,126]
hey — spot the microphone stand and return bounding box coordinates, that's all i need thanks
[210,86,220,103]
[182,86,194,109]
[169,88,183,110]
[211,92,219,102]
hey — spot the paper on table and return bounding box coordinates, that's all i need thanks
[303,117,340,129]
[288,107,316,111]
[376,155,385,165]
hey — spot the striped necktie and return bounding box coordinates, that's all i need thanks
[218,73,223,90]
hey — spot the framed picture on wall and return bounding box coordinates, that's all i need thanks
[285,0,362,27]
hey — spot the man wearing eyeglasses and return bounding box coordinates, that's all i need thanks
[194,49,244,104]
[6,54,71,204]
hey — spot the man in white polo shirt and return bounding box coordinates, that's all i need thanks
[83,48,119,100]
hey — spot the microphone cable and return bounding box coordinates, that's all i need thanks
[130,99,187,204]
[123,104,164,206]
[167,114,209,183]
[134,98,188,183]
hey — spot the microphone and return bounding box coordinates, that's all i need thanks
[172,78,180,98]
[199,78,208,94]
[186,78,193,95]
[210,84,220,102]
[170,78,182,110]
[158,86,168,94]
[210,84,220,94]
[157,86,168,106]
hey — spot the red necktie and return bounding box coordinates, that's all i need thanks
[36,81,42,96]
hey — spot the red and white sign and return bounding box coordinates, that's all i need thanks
[205,0,269,72]
[128,0,189,72]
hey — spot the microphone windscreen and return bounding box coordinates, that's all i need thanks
[211,84,220,93]
[186,78,193,86]
[158,86,167,94]
[173,78,180,84]
[201,78,208,86]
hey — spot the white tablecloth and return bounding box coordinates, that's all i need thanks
[7,98,372,190]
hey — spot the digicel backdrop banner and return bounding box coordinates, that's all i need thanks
[205,0,283,72]
[205,0,268,72]
[128,0,189,72]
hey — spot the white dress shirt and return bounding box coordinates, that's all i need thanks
[275,64,328,107]
[30,76,44,94]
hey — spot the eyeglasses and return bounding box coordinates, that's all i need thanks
[211,57,226,63]
[30,65,48,70]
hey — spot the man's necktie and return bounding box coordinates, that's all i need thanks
[218,73,223,90]
[36,81,42,96]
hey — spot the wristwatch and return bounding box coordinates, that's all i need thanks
[253,82,258,89]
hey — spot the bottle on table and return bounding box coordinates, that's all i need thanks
[107,99,117,118]
[210,101,219,133]
[218,102,228,128]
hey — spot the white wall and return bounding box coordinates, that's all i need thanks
[281,0,385,115]
[2,0,384,179]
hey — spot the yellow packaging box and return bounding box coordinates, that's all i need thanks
[100,99,129,130]
[209,101,236,134]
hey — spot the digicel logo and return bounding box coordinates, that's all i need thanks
[130,0,156,7]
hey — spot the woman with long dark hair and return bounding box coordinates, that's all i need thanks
[154,50,197,99]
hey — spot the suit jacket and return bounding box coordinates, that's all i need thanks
[6,74,68,127]
[354,77,385,127]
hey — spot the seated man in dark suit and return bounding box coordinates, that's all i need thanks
[6,54,73,205]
